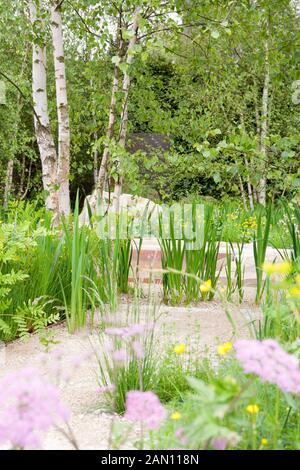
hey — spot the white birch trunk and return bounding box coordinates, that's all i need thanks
[29,0,58,215]
[50,0,70,216]
[93,130,98,186]
[113,7,142,212]
[97,62,120,195]
[238,175,248,211]
[258,34,270,206]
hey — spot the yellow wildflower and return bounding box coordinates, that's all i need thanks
[174,343,186,354]
[242,216,257,230]
[217,342,233,355]
[200,279,212,293]
[261,438,268,446]
[246,404,259,414]
[262,261,291,276]
[289,286,300,297]
[295,274,300,286]
[171,411,181,421]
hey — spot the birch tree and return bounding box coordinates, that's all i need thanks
[97,36,123,196]
[50,0,70,216]
[28,0,59,215]
[113,6,142,212]
[257,24,270,206]
[94,1,176,206]
[27,0,70,219]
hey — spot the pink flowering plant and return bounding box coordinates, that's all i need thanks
[235,339,300,395]
[124,390,167,448]
[0,367,71,450]
[149,337,300,451]
[124,390,167,430]
[0,348,93,450]
[96,317,185,449]
[96,322,157,414]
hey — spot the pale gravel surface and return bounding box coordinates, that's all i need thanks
[0,295,260,450]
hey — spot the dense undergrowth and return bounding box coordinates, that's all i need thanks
[0,198,299,342]
[1,197,300,450]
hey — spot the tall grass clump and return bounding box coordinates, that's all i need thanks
[61,195,98,332]
[253,205,272,303]
[185,205,221,302]
[159,207,185,304]
[225,241,245,303]
[159,203,222,304]
[11,234,70,310]
[96,313,207,413]
[281,201,300,262]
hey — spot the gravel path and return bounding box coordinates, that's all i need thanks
[0,298,260,449]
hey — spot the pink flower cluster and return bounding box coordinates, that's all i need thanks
[105,323,152,362]
[124,391,167,430]
[211,437,228,450]
[105,323,152,339]
[0,367,70,449]
[235,339,300,394]
[175,427,188,446]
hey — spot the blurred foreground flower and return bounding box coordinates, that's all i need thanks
[0,367,70,450]
[97,384,116,394]
[112,349,127,363]
[235,339,300,394]
[124,391,166,430]
[246,404,260,414]
[217,342,233,355]
[171,411,181,421]
[289,286,300,297]
[175,427,188,446]
[105,323,152,339]
[262,261,291,276]
[174,343,186,354]
[200,279,212,293]
[211,437,228,450]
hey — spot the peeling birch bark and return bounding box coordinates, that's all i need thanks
[257,32,270,206]
[50,0,70,216]
[113,6,142,212]
[97,61,120,196]
[29,0,59,216]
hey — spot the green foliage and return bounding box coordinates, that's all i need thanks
[281,201,300,262]
[159,203,222,304]
[153,353,300,450]
[0,221,31,339]
[13,296,60,341]
[253,206,272,303]
[61,194,99,332]
[1,0,299,204]
[97,331,208,415]
[181,375,240,449]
